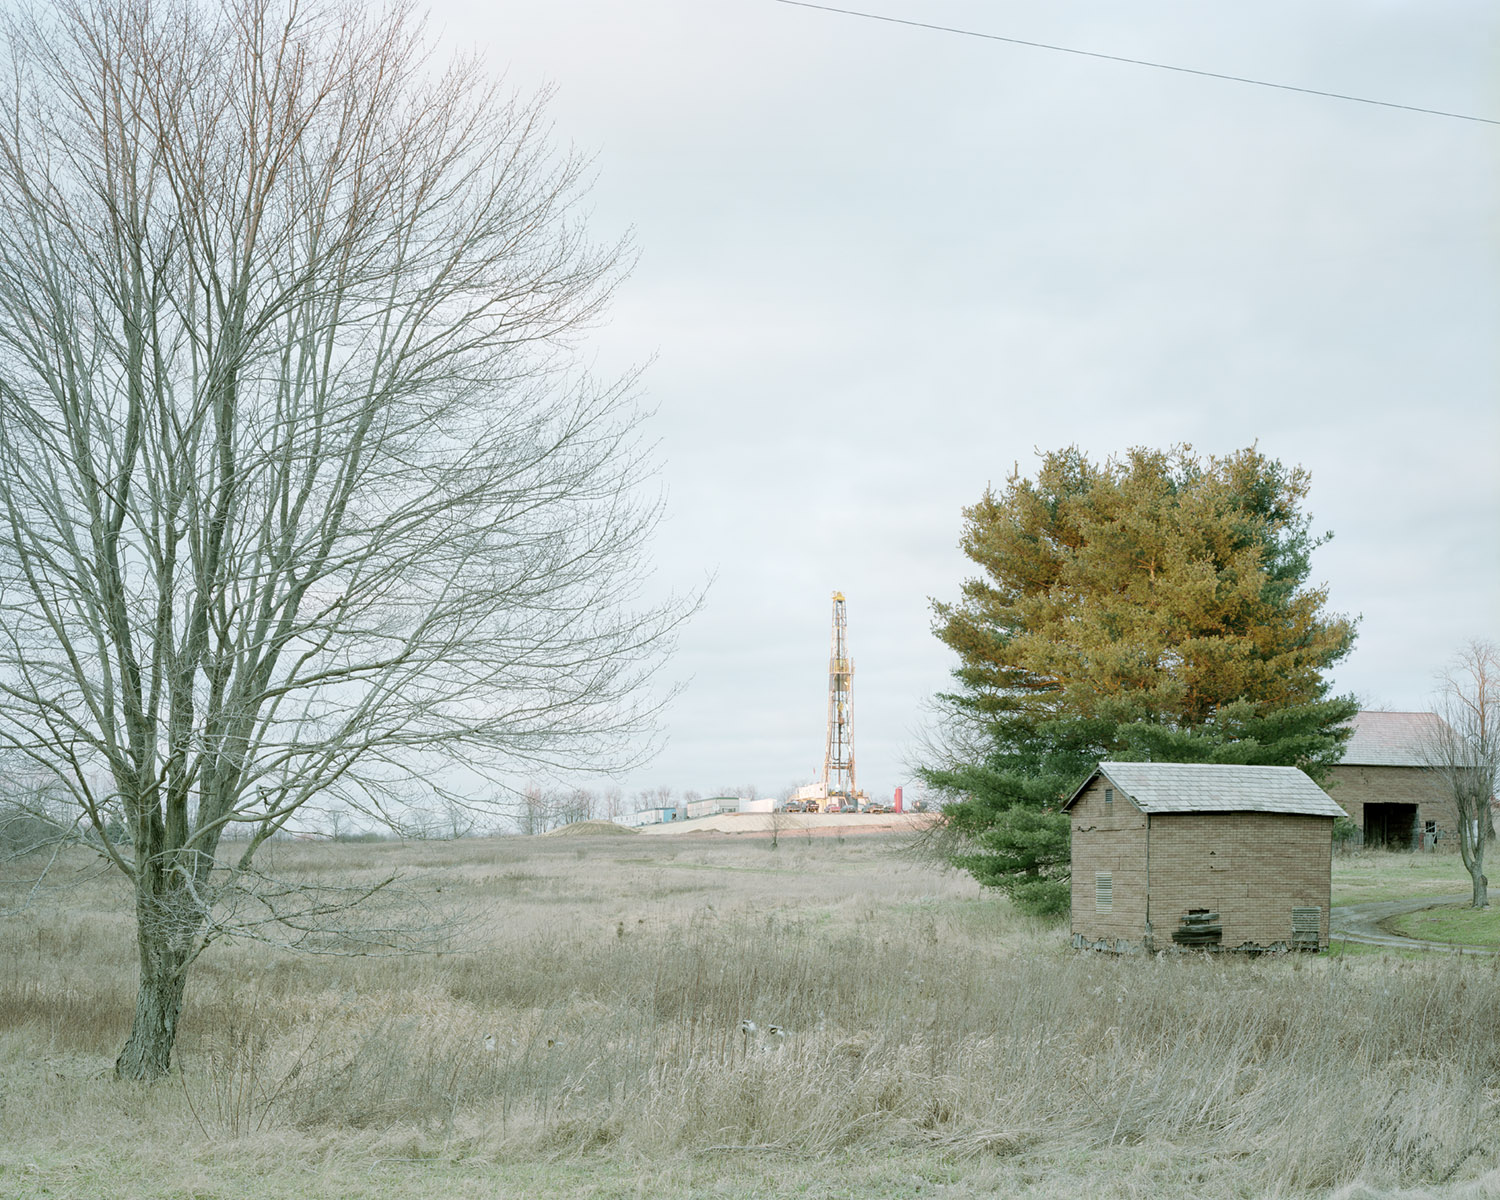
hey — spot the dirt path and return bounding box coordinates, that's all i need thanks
[1330,894,1496,954]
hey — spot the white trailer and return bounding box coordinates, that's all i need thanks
[618,807,669,828]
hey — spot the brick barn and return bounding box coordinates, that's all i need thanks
[1323,711,1456,851]
[1065,762,1346,953]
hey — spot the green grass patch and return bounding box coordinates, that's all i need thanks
[1331,851,1471,904]
[1325,938,1428,960]
[1388,903,1500,947]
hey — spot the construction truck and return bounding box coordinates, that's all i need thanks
[790,782,825,813]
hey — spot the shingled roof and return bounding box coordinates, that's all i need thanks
[1339,711,1444,768]
[1064,762,1347,818]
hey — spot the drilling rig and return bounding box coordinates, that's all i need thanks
[785,591,866,813]
[821,591,862,811]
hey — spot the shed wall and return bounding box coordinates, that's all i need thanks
[1069,777,1148,945]
[1147,812,1333,948]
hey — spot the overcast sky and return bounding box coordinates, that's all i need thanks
[430,1,1499,803]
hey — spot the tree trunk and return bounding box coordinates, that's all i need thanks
[115,881,197,1082]
[1471,865,1488,910]
[115,950,191,1081]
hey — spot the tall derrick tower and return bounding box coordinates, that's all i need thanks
[822,591,857,802]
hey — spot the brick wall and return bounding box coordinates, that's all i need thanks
[1323,764,1458,844]
[1069,776,1334,950]
[1070,777,1148,944]
[1146,812,1333,949]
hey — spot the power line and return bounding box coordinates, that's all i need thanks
[772,0,1500,128]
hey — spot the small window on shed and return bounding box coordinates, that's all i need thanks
[1104,787,1114,808]
[1291,907,1321,934]
[1095,872,1113,913]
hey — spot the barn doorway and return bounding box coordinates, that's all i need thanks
[1364,803,1418,851]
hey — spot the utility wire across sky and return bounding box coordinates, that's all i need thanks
[772,0,1500,128]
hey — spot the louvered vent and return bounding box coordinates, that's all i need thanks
[1095,872,1113,913]
[1291,907,1321,934]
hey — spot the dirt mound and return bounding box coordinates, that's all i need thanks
[541,819,637,837]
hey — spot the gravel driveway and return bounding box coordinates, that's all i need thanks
[1330,894,1496,954]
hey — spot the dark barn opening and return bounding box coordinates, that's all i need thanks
[1364,802,1418,851]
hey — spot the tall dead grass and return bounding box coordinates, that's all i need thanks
[2,835,1497,1195]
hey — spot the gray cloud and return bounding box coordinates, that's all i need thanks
[432,0,1500,799]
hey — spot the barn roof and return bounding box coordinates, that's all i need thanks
[1064,762,1347,817]
[1339,711,1444,767]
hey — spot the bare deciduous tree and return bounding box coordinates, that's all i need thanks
[602,784,624,820]
[718,783,759,802]
[0,0,682,1080]
[517,787,552,837]
[412,799,476,841]
[1421,641,1500,908]
[559,787,597,825]
[0,762,81,858]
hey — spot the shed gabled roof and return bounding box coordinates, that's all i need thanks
[1339,711,1445,768]
[1063,762,1346,818]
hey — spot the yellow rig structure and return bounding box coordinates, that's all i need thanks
[789,591,867,813]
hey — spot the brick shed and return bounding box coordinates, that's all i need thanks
[1323,711,1457,851]
[1065,762,1346,954]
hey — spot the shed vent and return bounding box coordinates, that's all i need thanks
[1095,872,1113,913]
[1291,906,1321,950]
[1104,787,1114,807]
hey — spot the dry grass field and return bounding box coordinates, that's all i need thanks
[1,831,1497,1199]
